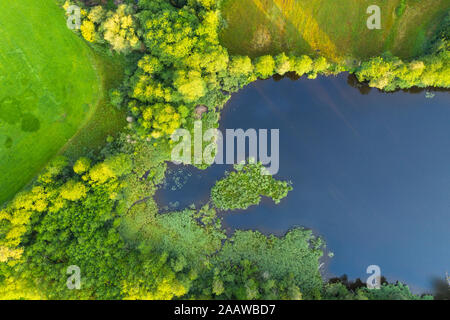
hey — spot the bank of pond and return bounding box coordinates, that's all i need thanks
[157,73,450,293]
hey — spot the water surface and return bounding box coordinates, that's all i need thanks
[157,74,450,293]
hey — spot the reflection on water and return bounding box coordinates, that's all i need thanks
[157,73,450,293]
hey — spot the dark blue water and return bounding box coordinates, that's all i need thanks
[157,73,450,293]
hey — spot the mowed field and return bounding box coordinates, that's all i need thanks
[0,0,124,204]
[220,0,450,61]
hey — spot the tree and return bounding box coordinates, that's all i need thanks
[173,70,207,102]
[228,56,253,77]
[60,180,87,201]
[254,55,275,79]
[310,56,330,75]
[356,56,394,89]
[73,157,91,175]
[138,55,163,75]
[289,55,313,77]
[102,5,140,53]
[274,53,291,75]
[88,5,105,24]
[80,19,96,43]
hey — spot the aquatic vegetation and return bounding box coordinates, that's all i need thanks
[211,161,292,210]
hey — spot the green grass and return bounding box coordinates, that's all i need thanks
[220,0,450,62]
[0,0,125,204]
[61,50,127,160]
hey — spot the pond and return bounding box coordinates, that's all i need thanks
[156,73,450,293]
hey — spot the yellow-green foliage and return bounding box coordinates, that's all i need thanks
[140,103,184,139]
[254,55,275,78]
[81,19,96,42]
[228,56,254,76]
[121,279,187,300]
[0,154,130,264]
[355,50,450,90]
[132,74,174,103]
[173,70,207,102]
[289,55,313,76]
[0,276,45,300]
[88,5,105,24]
[138,55,163,75]
[120,253,189,300]
[73,157,91,175]
[121,1,231,141]
[60,180,88,201]
[274,52,291,75]
[0,185,50,263]
[102,5,140,53]
[89,154,132,184]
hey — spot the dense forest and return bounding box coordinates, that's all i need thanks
[1,0,448,299]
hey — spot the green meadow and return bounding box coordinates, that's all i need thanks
[220,0,450,61]
[0,0,124,204]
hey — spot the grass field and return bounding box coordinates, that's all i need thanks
[60,50,127,160]
[0,0,125,204]
[220,0,450,61]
